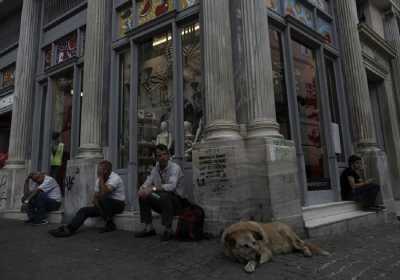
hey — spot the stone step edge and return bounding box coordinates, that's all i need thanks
[302,201,358,212]
[304,210,376,229]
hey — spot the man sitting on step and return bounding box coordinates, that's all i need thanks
[49,160,125,237]
[340,155,385,211]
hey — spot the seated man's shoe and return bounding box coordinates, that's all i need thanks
[32,219,49,226]
[160,230,173,242]
[99,221,116,233]
[49,226,73,238]
[134,229,156,238]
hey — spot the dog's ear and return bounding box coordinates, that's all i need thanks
[225,234,236,248]
[251,230,264,241]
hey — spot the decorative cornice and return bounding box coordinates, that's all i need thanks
[362,52,389,78]
[358,23,396,59]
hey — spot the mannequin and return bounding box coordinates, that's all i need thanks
[156,121,173,151]
[184,121,194,160]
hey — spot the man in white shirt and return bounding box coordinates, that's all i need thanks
[24,172,62,225]
[134,144,184,241]
[49,160,125,237]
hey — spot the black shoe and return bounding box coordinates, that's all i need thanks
[160,230,173,242]
[32,220,49,226]
[99,222,116,233]
[134,229,156,238]
[49,226,73,238]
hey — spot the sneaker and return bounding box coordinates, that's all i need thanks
[160,230,173,242]
[99,221,116,233]
[32,220,49,226]
[134,229,156,238]
[49,226,73,238]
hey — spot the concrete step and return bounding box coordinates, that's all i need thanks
[302,201,387,238]
[0,209,64,224]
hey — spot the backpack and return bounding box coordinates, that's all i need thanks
[175,201,205,241]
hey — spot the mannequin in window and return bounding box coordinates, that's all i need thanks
[156,121,173,152]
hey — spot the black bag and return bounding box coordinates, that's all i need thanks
[175,201,205,241]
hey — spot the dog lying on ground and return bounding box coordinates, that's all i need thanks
[222,221,330,273]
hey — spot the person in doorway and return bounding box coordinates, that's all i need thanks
[340,155,385,211]
[49,160,125,237]
[23,172,62,225]
[134,144,184,241]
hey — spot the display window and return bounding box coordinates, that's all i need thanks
[284,0,314,28]
[137,31,174,185]
[44,46,52,69]
[266,0,281,13]
[182,22,202,162]
[308,0,330,14]
[317,16,334,45]
[137,0,174,26]
[118,4,133,37]
[180,0,198,9]
[55,33,77,65]
[292,40,329,190]
[0,65,15,89]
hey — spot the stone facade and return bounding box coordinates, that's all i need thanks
[0,0,400,236]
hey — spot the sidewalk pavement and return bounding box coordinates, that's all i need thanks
[1,218,400,280]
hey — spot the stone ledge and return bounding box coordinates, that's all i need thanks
[305,210,374,229]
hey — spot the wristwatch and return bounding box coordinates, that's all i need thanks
[152,186,157,192]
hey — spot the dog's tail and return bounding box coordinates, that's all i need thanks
[305,242,330,256]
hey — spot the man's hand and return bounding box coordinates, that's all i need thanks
[365,178,374,184]
[138,185,154,198]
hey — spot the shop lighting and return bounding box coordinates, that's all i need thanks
[152,23,199,46]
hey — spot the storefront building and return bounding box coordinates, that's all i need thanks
[1,0,400,236]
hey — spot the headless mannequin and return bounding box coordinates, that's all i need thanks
[156,121,173,151]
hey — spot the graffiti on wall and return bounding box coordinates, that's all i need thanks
[64,175,75,192]
[0,174,8,208]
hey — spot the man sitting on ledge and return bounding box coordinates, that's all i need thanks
[340,155,385,211]
[49,160,125,237]
[134,144,184,241]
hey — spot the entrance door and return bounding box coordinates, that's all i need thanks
[368,82,386,152]
[291,40,333,205]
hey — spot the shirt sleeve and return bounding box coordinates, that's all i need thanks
[105,174,120,191]
[142,167,156,188]
[94,178,99,193]
[161,167,181,192]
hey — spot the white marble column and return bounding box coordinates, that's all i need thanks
[78,0,107,158]
[237,0,281,138]
[202,0,240,139]
[7,0,41,166]
[335,0,377,150]
[384,10,400,125]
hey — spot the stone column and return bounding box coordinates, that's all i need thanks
[202,0,240,139]
[237,0,281,138]
[384,10,400,125]
[7,0,41,166]
[335,0,377,150]
[78,0,107,158]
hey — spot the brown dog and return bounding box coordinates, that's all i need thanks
[222,221,330,273]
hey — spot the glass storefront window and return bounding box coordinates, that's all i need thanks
[55,33,77,64]
[44,46,52,69]
[118,4,133,36]
[51,71,73,192]
[137,31,173,185]
[118,52,131,169]
[317,17,334,45]
[0,65,15,88]
[80,28,86,57]
[137,0,173,25]
[284,0,314,28]
[270,30,291,139]
[292,40,329,190]
[309,0,330,14]
[182,22,201,162]
[180,0,198,9]
[265,0,280,13]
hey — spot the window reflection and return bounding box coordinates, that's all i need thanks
[270,30,290,139]
[292,41,329,190]
[137,0,173,25]
[137,32,173,186]
[180,0,198,9]
[182,22,201,161]
[118,52,131,169]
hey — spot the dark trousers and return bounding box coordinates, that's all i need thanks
[27,191,61,222]
[139,191,183,228]
[353,183,380,208]
[68,198,125,233]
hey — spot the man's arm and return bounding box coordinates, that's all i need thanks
[348,176,371,189]
[160,168,181,192]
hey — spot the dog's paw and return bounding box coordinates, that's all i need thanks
[244,261,257,273]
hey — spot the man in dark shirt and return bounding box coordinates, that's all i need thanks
[340,155,385,211]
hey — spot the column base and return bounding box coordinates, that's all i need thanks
[205,121,241,140]
[76,144,103,159]
[63,158,102,222]
[192,137,303,235]
[247,120,282,139]
[0,162,30,211]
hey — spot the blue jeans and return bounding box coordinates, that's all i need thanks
[27,191,61,222]
[352,183,380,208]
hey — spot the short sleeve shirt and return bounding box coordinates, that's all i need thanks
[95,172,126,201]
[38,176,62,202]
[340,168,361,200]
